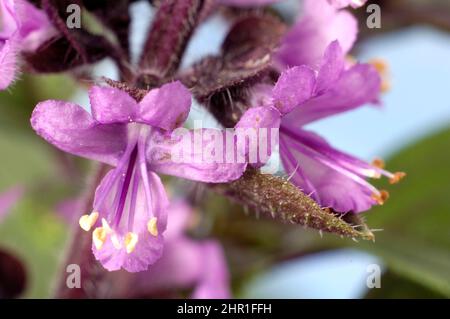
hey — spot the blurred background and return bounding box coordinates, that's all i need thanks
[0,0,449,298]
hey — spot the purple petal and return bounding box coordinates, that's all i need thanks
[218,0,280,6]
[89,86,138,124]
[249,83,274,108]
[148,129,247,183]
[191,241,231,299]
[163,200,192,240]
[284,63,381,125]
[272,66,316,114]
[0,0,19,40]
[14,0,57,51]
[31,100,128,166]
[315,40,345,94]
[56,198,82,225]
[236,106,281,130]
[328,0,367,9]
[0,40,19,90]
[236,106,281,167]
[135,238,204,293]
[0,186,23,222]
[276,0,357,69]
[280,127,378,213]
[138,81,191,131]
[92,169,168,272]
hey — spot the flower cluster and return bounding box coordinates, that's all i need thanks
[0,0,56,89]
[0,0,406,298]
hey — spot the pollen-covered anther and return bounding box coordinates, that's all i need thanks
[371,190,390,205]
[124,232,138,254]
[370,58,388,74]
[79,212,99,231]
[93,227,107,250]
[369,58,390,92]
[389,172,406,184]
[371,157,385,169]
[147,217,159,237]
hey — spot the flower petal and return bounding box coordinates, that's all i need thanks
[284,63,381,125]
[276,0,357,69]
[328,0,367,9]
[218,0,280,6]
[14,0,57,51]
[0,40,20,90]
[272,66,316,114]
[148,129,247,183]
[138,81,191,131]
[280,127,378,213]
[236,106,281,130]
[315,40,345,94]
[134,238,203,294]
[31,100,128,166]
[92,169,168,272]
[0,0,19,39]
[0,186,23,222]
[191,241,231,299]
[163,200,193,240]
[236,106,281,167]
[89,86,138,124]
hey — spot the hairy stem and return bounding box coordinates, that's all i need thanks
[212,169,374,240]
[137,0,205,86]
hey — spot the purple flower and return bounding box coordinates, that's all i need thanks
[0,0,56,90]
[327,0,367,9]
[134,201,230,298]
[276,0,358,70]
[31,81,246,272]
[218,0,280,6]
[239,41,405,213]
[0,186,23,223]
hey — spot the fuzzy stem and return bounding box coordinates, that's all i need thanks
[137,0,205,86]
[212,169,374,240]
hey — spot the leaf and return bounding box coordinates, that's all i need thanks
[0,127,73,297]
[365,271,444,299]
[0,74,76,132]
[351,127,450,296]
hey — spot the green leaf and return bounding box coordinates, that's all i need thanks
[0,126,73,297]
[365,271,444,299]
[0,198,68,298]
[353,127,450,297]
[0,74,76,133]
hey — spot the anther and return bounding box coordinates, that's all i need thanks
[389,172,406,184]
[371,190,390,205]
[147,217,158,237]
[124,232,138,254]
[79,212,99,231]
[93,227,107,250]
[371,157,385,169]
